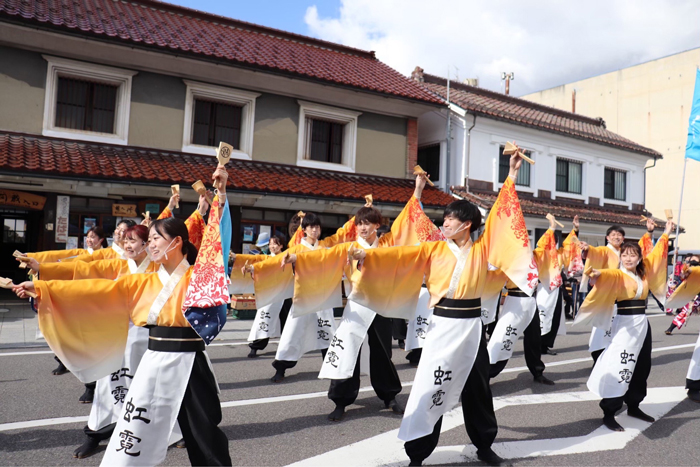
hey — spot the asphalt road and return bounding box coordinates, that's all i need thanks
[1,308,700,466]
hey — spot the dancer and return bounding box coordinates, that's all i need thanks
[244,212,357,383]
[14,165,232,466]
[26,225,108,263]
[666,263,700,401]
[24,225,159,458]
[575,220,671,431]
[286,174,441,421]
[488,214,579,385]
[347,151,534,466]
[665,255,700,334]
[580,219,655,362]
[245,235,293,358]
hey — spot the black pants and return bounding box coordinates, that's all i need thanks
[686,378,700,391]
[541,288,564,351]
[406,348,422,365]
[391,318,408,341]
[599,324,652,416]
[84,422,115,441]
[177,351,232,466]
[249,298,292,351]
[405,325,498,464]
[328,315,402,407]
[490,307,545,378]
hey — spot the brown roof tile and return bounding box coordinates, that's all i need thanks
[451,187,667,229]
[0,132,455,207]
[419,74,662,158]
[0,0,443,105]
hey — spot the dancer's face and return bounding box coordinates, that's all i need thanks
[442,215,471,240]
[113,223,129,245]
[620,249,640,272]
[357,220,380,241]
[85,231,103,249]
[269,239,283,255]
[304,225,321,242]
[606,231,624,248]
[124,234,147,260]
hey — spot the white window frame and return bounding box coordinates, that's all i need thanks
[182,80,260,159]
[603,166,629,204]
[554,156,586,201]
[42,55,136,145]
[296,100,361,173]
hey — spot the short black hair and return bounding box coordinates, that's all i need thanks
[117,219,137,229]
[443,200,482,234]
[301,212,322,230]
[355,206,383,225]
[270,235,286,249]
[606,225,626,237]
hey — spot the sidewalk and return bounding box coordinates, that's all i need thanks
[0,299,255,349]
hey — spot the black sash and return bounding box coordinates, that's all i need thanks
[616,299,646,315]
[433,297,482,319]
[148,326,205,352]
[506,288,530,298]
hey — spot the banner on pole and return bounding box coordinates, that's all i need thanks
[686,68,700,162]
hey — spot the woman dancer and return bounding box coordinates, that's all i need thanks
[14,165,232,466]
[575,219,672,432]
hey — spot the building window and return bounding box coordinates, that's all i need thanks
[182,80,259,159]
[556,158,583,194]
[42,55,136,145]
[604,168,627,201]
[305,118,344,164]
[192,100,242,149]
[55,77,118,133]
[417,144,440,182]
[297,100,361,173]
[498,145,531,186]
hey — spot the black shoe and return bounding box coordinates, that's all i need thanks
[52,357,69,376]
[248,348,259,358]
[385,398,404,415]
[688,390,700,403]
[542,348,558,356]
[603,415,624,431]
[328,405,345,422]
[627,406,655,422]
[73,437,100,458]
[271,369,285,383]
[534,375,555,385]
[476,447,504,466]
[79,386,94,404]
[398,339,405,350]
[175,439,186,448]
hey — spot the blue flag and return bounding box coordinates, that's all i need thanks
[686,68,700,162]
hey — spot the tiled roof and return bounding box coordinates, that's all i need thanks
[451,187,668,230]
[0,132,455,207]
[0,0,443,105]
[419,74,662,158]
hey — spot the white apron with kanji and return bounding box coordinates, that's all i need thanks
[406,287,433,351]
[589,315,616,352]
[587,270,647,399]
[480,291,500,326]
[399,240,481,441]
[487,295,536,364]
[275,306,337,361]
[88,324,149,431]
[537,283,560,335]
[398,313,481,441]
[101,260,192,467]
[318,299,373,379]
[89,257,153,431]
[686,332,700,381]
[248,301,285,341]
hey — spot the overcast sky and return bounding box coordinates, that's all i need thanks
[170,0,700,96]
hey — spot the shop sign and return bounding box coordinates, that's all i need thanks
[112,204,138,217]
[55,195,70,243]
[0,189,46,210]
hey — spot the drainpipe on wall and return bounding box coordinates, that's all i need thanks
[642,155,658,216]
[444,73,451,194]
[464,112,477,192]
